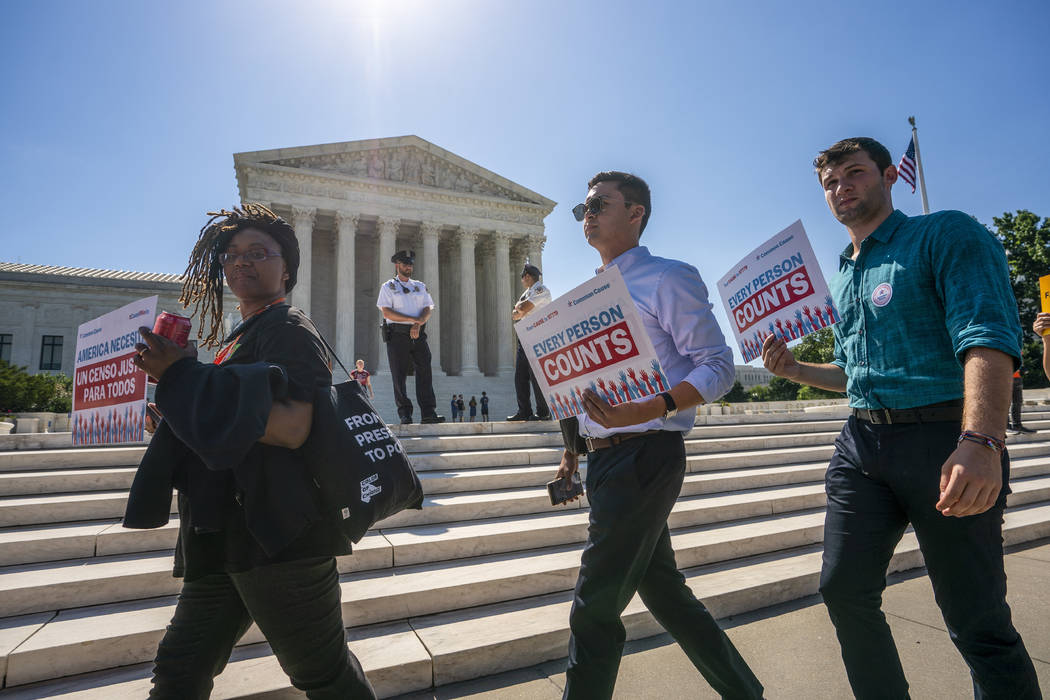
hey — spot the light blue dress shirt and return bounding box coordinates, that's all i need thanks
[579,246,735,437]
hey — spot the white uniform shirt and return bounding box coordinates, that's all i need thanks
[376,277,435,325]
[517,281,552,319]
[577,246,734,438]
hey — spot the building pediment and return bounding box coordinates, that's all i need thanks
[234,135,554,208]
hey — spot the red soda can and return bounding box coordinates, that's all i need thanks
[152,311,192,348]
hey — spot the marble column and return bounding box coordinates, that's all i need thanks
[334,211,357,370]
[458,227,482,376]
[420,222,443,374]
[373,217,398,374]
[493,232,515,376]
[291,206,316,316]
[527,234,545,275]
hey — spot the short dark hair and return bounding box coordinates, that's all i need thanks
[813,137,893,181]
[587,171,652,234]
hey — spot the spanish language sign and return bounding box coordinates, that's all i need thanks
[71,296,157,445]
[717,220,838,363]
[513,266,667,421]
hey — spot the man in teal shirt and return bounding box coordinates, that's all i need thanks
[762,137,1038,699]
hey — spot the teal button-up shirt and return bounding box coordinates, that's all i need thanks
[829,209,1021,409]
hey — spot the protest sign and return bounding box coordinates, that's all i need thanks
[717,220,838,362]
[1040,274,1050,337]
[72,296,157,445]
[513,266,667,421]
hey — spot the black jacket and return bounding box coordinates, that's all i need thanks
[124,304,344,576]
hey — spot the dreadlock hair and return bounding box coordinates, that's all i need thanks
[180,203,300,348]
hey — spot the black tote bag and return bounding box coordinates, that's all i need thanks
[299,341,423,544]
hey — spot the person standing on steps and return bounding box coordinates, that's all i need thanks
[480,391,490,421]
[762,136,1038,699]
[556,171,763,700]
[507,263,553,421]
[376,250,445,425]
[349,358,374,399]
[450,393,459,422]
[469,395,477,421]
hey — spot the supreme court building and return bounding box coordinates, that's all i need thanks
[234,135,556,378]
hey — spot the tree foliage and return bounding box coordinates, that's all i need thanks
[722,380,749,403]
[0,361,73,414]
[992,210,1050,388]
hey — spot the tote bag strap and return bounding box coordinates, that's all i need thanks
[313,331,354,382]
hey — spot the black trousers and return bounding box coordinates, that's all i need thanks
[386,328,436,420]
[820,416,1039,700]
[1009,376,1024,428]
[563,431,763,700]
[149,556,375,699]
[515,340,549,416]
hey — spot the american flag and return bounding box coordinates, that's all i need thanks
[898,137,917,193]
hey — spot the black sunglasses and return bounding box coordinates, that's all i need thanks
[571,196,635,222]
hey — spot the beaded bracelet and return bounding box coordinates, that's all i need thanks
[958,430,1006,454]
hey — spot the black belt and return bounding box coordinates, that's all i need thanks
[852,399,963,425]
[584,430,663,452]
[388,323,424,334]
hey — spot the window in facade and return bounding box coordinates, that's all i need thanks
[40,335,63,371]
[0,334,11,363]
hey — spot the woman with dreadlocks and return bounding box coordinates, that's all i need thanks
[128,204,376,699]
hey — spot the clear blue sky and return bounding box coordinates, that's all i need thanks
[3,0,1048,364]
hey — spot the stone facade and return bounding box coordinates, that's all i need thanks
[234,135,556,376]
[0,264,237,374]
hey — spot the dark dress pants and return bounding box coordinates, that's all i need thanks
[819,416,1040,700]
[149,556,376,700]
[563,431,764,700]
[386,328,436,421]
[515,340,550,417]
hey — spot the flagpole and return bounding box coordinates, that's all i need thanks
[908,116,930,214]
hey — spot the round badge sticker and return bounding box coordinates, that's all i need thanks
[871,283,893,307]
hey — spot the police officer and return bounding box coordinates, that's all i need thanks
[376,250,445,424]
[508,263,553,421]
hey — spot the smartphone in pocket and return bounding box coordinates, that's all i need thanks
[547,471,584,506]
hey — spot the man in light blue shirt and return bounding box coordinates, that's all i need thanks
[556,171,763,700]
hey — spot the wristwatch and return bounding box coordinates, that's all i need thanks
[659,391,677,419]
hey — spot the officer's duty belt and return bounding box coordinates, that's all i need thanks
[388,323,422,334]
[852,399,963,425]
[584,429,664,453]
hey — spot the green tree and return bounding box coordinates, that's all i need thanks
[992,210,1050,388]
[722,380,749,403]
[0,361,72,413]
[749,376,799,402]
[791,328,845,398]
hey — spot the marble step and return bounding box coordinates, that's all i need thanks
[0,447,146,474]
[6,428,1050,501]
[7,472,1047,625]
[0,509,830,686]
[0,491,175,528]
[405,502,1050,687]
[0,530,393,620]
[0,467,138,497]
[4,493,1049,693]
[0,461,825,569]
[2,620,432,699]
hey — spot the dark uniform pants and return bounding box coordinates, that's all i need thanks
[563,431,763,700]
[1009,375,1024,428]
[386,327,437,420]
[149,556,376,699]
[820,416,1040,700]
[515,340,549,417]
